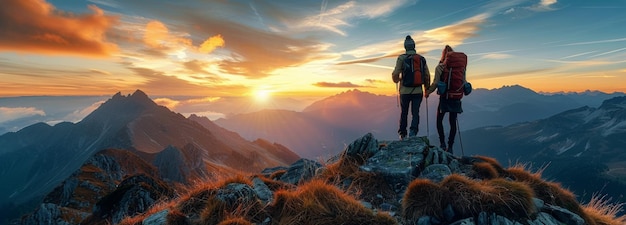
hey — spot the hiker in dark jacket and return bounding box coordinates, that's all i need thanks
[426,45,462,153]
[392,35,431,140]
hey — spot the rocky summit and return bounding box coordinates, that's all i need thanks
[111,133,625,225]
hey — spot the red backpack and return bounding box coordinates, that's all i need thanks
[442,52,468,100]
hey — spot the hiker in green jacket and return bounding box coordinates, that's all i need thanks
[392,35,431,140]
[426,45,463,153]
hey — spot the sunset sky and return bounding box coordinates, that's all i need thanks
[1,0,626,99]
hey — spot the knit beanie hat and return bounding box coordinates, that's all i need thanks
[404,35,415,50]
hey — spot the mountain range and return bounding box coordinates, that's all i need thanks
[215,86,624,159]
[2,86,625,224]
[462,96,626,204]
[0,90,298,224]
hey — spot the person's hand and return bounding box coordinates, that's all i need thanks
[424,93,429,98]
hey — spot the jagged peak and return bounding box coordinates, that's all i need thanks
[600,95,626,109]
[130,89,150,100]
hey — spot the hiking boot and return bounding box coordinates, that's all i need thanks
[399,134,407,140]
[447,141,454,155]
[409,129,418,137]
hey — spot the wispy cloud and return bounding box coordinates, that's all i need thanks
[589,47,626,58]
[424,14,489,46]
[0,107,46,123]
[153,98,180,110]
[292,0,409,36]
[560,51,597,59]
[529,0,558,11]
[62,100,104,122]
[480,53,513,60]
[339,13,489,66]
[544,59,626,67]
[0,0,119,57]
[313,82,367,88]
[560,37,626,46]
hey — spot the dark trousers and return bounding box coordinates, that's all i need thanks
[398,94,422,135]
[436,108,458,153]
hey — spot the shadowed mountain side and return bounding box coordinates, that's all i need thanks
[214,109,356,159]
[117,133,626,225]
[214,87,623,159]
[0,90,299,224]
[462,96,626,204]
[188,114,300,164]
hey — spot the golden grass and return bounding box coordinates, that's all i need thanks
[117,216,144,225]
[402,179,448,221]
[217,217,253,225]
[582,195,626,225]
[199,192,266,225]
[485,178,536,219]
[270,179,396,225]
[167,209,191,225]
[253,175,296,192]
[268,169,287,180]
[505,166,583,216]
[473,155,506,175]
[438,174,536,220]
[176,173,253,216]
[471,162,499,180]
[316,152,395,206]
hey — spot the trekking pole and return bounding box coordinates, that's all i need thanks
[396,82,400,108]
[457,117,464,157]
[425,94,429,138]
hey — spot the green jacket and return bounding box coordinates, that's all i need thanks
[392,49,431,94]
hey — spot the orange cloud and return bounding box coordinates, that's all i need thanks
[190,18,332,78]
[143,20,192,50]
[199,34,225,53]
[0,0,119,57]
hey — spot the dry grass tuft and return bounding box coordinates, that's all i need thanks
[270,179,396,225]
[471,162,499,180]
[504,164,599,223]
[176,188,215,217]
[167,209,191,225]
[216,217,253,225]
[473,155,506,175]
[485,178,536,219]
[582,194,626,225]
[506,166,582,214]
[402,179,448,221]
[268,169,287,180]
[317,152,395,207]
[199,192,265,225]
[117,215,144,225]
[216,174,253,187]
[253,175,296,192]
[439,174,536,220]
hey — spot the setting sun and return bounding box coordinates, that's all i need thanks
[254,89,272,102]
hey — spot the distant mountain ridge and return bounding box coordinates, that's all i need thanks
[463,96,626,203]
[0,90,298,224]
[215,86,624,159]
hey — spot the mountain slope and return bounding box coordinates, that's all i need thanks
[0,90,299,223]
[117,134,626,225]
[463,96,626,203]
